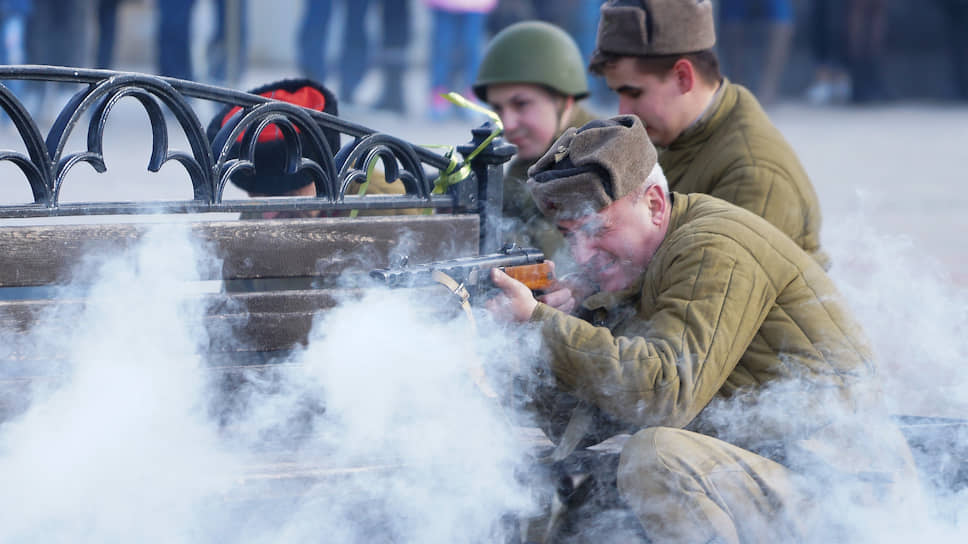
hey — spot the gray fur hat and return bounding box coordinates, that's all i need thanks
[591,0,716,65]
[527,115,657,220]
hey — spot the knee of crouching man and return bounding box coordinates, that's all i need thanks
[617,427,678,499]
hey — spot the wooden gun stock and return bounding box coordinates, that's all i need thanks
[502,262,554,292]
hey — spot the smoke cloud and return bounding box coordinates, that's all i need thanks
[2,202,965,543]
[822,208,968,541]
[692,206,968,543]
[0,223,535,542]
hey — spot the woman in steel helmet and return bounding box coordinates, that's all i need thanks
[473,21,597,263]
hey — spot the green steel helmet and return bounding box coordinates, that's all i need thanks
[474,21,589,102]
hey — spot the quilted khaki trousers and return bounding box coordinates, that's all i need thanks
[617,427,811,544]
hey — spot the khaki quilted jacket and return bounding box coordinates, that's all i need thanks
[529,193,913,476]
[660,81,829,269]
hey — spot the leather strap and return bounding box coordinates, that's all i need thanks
[431,270,496,399]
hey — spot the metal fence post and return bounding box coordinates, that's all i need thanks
[457,121,516,254]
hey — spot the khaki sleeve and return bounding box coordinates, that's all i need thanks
[710,164,806,247]
[531,240,776,429]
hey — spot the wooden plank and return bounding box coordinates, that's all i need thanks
[0,285,457,366]
[0,214,479,287]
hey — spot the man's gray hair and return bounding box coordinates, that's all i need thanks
[640,162,669,195]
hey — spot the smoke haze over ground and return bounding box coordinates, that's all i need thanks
[0,224,535,542]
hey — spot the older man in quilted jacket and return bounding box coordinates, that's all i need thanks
[488,115,920,543]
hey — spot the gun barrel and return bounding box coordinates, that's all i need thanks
[370,247,546,289]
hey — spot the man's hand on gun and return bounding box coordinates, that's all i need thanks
[487,261,595,322]
[487,267,539,322]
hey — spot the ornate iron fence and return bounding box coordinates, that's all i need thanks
[0,66,514,250]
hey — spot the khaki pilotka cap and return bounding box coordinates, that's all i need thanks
[527,115,657,220]
[590,0,717,66]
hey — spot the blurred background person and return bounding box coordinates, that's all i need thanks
[939,0,968,101]
[847,0,890,103]
[24,0,87,116]
[372,0,411,114]
[803,0,851,105]
[0,0,31,98]
[157,0,196,80]
[572,0,615,109]
[424,0,496,121]
[297,1,412,113]
[297,0,370,105]
[718,0,796,106]
[95,0,125,69]
[207,0,248,86]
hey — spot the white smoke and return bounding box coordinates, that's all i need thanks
[689,204,968,543]
[822,206,968,541]
[825,209,968,417]
[223,288,534,543]
[0,223,536,542]
[0,225,237,541]
[4,201,963,542]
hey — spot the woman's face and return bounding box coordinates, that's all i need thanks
[486,83,567,160]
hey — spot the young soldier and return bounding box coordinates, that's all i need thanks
[488,116,918,542]
[473,21,597,264]
[590,0,830,268]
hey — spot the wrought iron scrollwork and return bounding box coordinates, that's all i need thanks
[335,133,430,200]
[0,81,52,203]
[211,100,339,202]
[43,73,216,204]
[0,65,506,219]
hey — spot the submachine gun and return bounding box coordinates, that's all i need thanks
[370,244,554,305]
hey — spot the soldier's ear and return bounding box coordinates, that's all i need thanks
[644,184,668,225]
[671,59,695,95]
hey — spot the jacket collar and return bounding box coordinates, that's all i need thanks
[665,79,734,151]
[664,190,690,234]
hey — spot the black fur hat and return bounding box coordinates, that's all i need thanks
[207,78,340,195]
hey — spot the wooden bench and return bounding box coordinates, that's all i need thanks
[0,67,517,509]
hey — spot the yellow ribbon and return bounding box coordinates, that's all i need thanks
[429,92,503,195]
[343,92,503,216]
[419,92,503,215]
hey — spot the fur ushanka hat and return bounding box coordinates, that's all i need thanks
[590,0,716,66]
[527,115,657,220]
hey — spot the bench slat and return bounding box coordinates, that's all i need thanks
[0,215,479,287]
[0,286,457,366]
